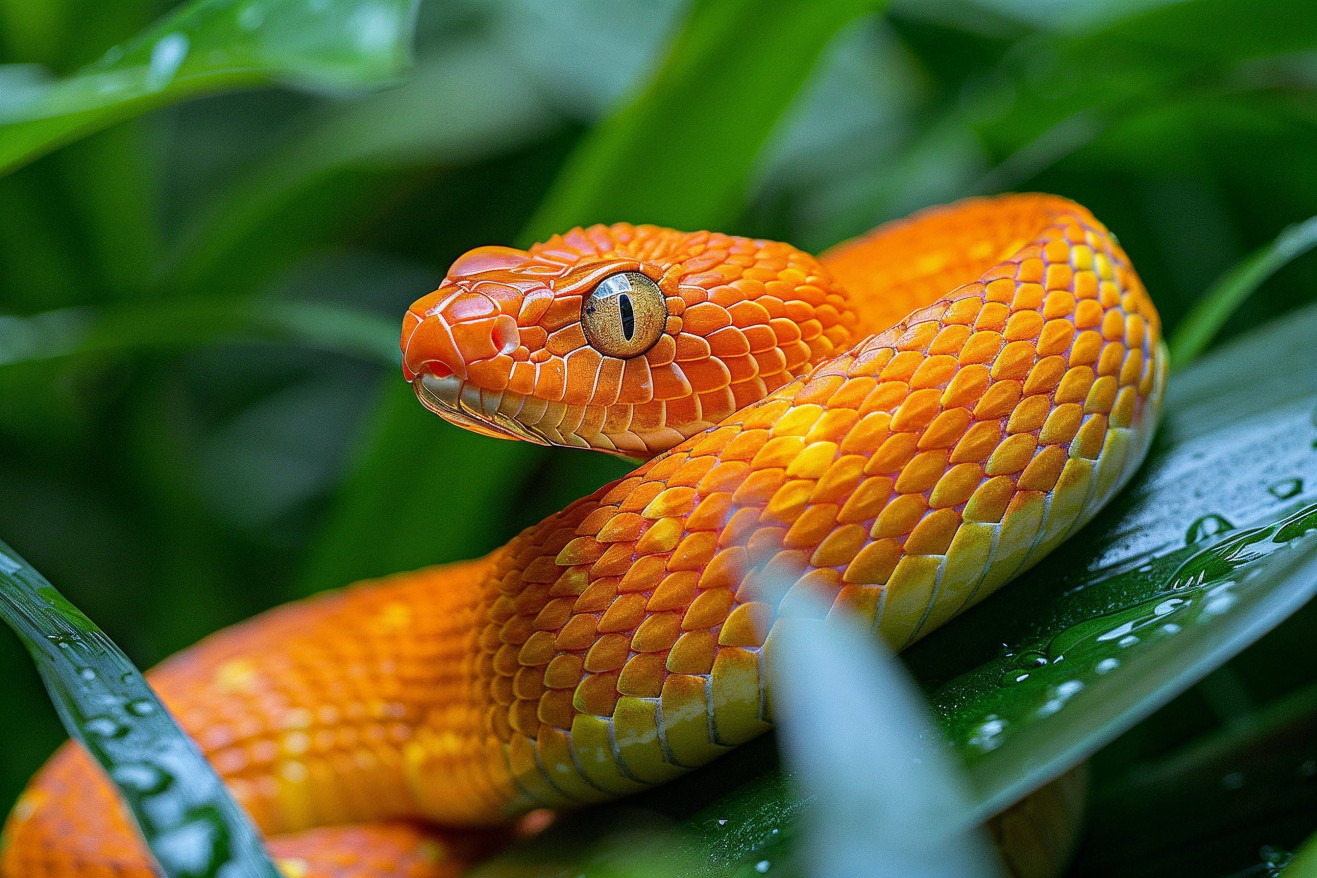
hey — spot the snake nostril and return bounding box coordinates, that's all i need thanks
[402,311,466,383]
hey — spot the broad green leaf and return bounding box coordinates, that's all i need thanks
[0,540,280,878]
[0,300,398,368]
[474,301,1317,877]
[521,0,885,241]
[0,0,420,175]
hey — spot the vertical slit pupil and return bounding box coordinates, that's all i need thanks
[619,293,635,341]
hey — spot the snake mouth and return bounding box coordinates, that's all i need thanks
[413,374,553,446]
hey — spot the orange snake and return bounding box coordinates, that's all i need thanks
[0,194,1166,877]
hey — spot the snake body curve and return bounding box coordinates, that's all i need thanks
[0,195,1165,877]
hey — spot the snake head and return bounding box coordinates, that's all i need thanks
[401,224,858,457]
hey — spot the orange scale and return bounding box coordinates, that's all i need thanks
[597,513,644,543]
[1045,263,1073,292]
[940,364,990,411]
[1042,238,1072,263]
[960,331,1005,365]
[894,450,949,494]
[618,357,654,404]
[1004,310,1045,342]
[1073,271,1098,301]
[770,317,803,345]
[871,493,928,539]
[679,302,732,336]
[1022,355,1067,396]
[810,455,867,504]
[838,411,891,456]
[562,351,604,406]
[973,380,1022,420]
[951,420,1004,464]
[1011,282,1045,312]
[990,341,1038,381]
[910,355,959,389]
[1100,309,1126,341]
[728,300,772,327]
[589,543,638,577]
[880,350,924,382]
[985,434,1038,476]
[896,321,939,351]
[635,517,685,554]
[1037,319,1075,358]
[1099,280,1123,308]
[681,589,735,631]
[1043,290,1076,320]
[1055,366,1095,405]
[617,654,666,698]
[731,467,788,507]
[572,673,619,718]
[534,358,567,402]
[963,475,1016,523]
[719,508,762,548]
[651,363,694,401]
[904,507,962,556]
[842,538,902,585]
[631,613,683,653]
[943,297,983,325]
[918,408,972,450]
[985,278,1016,303]
[668,532,719,572]
[574,578,620,615]
[858,381,910,417]
[1006,395,1051,434]
[617,481,665,513]
[667,631,718,675]
[782,503,840,550]
[618,556,668,594]
[698,387,737,423]
[725,357,761,385]
[929,462,984,509]
[538,689,576,730]
[663,393,701,428]
[865,432,919,475]
[707,326,751,358]
[1018,445,1068,492]
[1011,255,1043,283]
[811,522,868,568]
[1074,299,1103,331]
[584,634,632,672]
[1097,342,1125,378]
[1119,349,1144,387]
[852,345,896,377]
[688,492,734,531]
[794,374,848,407]
[929,324,972,357]
[534,597,576,632]
[649,571,700,611]
[974,303,1011,333]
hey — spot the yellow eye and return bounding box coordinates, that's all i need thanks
[580,272,667,358]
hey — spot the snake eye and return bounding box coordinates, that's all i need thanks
[580,271,667,358]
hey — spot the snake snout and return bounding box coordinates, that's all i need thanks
[401,289,520,383]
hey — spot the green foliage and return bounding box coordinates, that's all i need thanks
[0,0,1315,876]
[0,540,279,877]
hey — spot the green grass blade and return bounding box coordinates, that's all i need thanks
[0,300,398,368]
[0,0,420,175]
[0,540,280,878]
[521,0,885,241]
[1169,215,1317,369]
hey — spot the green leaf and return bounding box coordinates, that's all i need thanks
[473,299,1317,877]
[1169,215,1317,368]
[0,0,420,175]
[521,0,885,241]
[0,540,280,878]
[0,300,399,368]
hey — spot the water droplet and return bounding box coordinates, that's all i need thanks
[84,716,128,739]
[1095,657,1119,674]
[127,700,156,716]
[968,717,1006,751]
[147,33,189,91]
[1117,634,1139,648]
[111,763,171,795]
[1268,478,1303,500]
[78,667,97,681]
[717,818,728,827]
[1056,680,1083,698]
[0,553,21,575]
[1161,622,1182,635]
[1153,598,1183,616]
[756,860,771,874]
[1097,621,1135,642]
[1186,514,1233,544]
[153,815,222,875]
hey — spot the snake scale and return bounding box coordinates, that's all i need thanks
[0,194,1165,877]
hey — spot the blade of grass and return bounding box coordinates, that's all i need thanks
[0,0,420,175]
[1169,214,1317,369]
[0,539,280,878]
[521,0,886,240]
[0,300,399,368]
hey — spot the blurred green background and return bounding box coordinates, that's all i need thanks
[2,0,1316,873]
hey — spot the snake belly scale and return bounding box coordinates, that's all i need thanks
[0,194,1165,877]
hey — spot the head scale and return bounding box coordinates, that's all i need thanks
[401,224,858,457]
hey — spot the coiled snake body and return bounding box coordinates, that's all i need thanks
[1,195,1165,877]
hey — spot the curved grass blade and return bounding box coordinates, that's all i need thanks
[0,300,399,369]
[0,539,280,878]
[521,0,884,240]
[0,0,421,175]
[474,301,1317,877]
[1169,215,1317,369]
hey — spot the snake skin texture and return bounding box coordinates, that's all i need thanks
[1,195,1165,877]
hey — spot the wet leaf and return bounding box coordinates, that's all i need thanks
[0,540,280,878]
[0,0,420,175]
